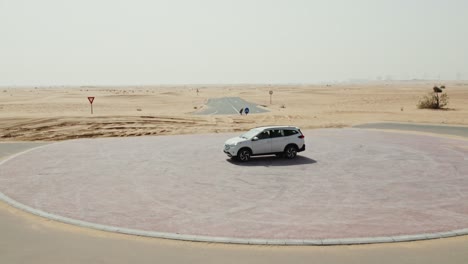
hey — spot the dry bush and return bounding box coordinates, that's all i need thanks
[418,92,449,109]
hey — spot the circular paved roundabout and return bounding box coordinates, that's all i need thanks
[1,129,468,245]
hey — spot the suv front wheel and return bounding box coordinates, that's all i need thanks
[284,145,298,159]
[237,148,251,162]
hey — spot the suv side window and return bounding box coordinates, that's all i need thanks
[257,130,270,140]
[283,129,298,137]
[270,129,283,138]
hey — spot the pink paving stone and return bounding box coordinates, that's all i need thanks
[1,128,468,240]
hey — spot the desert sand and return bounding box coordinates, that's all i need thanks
[0,82,467,141]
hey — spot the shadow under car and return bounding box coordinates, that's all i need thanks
[227,155,317,167]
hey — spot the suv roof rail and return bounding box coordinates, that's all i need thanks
[254,125,299,130]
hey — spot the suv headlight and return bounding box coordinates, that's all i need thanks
[225,144,237,150]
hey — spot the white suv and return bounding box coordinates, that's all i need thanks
[223,126,305,162]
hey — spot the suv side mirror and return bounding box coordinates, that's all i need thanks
[252,137,259,141]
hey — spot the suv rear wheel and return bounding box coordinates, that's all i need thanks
[284,145,297,159]
[237,148,251,162]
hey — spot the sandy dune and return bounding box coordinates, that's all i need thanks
[1,82,467,141]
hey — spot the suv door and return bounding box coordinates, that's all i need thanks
[251,129,272,154]
[283,129,302,148]
[270,129,286,152]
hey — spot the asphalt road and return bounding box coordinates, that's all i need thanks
[0,142,47,157]
[1,124,468,263]
[195,97,268,115]
[1,202,467,264]
[354,122,468,138]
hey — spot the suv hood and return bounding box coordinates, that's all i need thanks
[225,136,247,145]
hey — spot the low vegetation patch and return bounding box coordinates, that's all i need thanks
[418,85,449,109]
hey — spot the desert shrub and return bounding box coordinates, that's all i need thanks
[418,92,449,109]
[438,93,449,108]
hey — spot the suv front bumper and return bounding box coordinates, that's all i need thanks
[224,149,237,157]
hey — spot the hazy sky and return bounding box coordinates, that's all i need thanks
[1,0,467,85]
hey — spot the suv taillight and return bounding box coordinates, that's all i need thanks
[298,129,305,139]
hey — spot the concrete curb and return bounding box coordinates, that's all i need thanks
[1,189,468,245]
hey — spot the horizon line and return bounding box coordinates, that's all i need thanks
[1,79,467,88]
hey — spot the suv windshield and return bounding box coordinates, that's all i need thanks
[240,128,261,139]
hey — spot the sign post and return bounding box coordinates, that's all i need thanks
[269,90,273,104]
[88,97,95,114]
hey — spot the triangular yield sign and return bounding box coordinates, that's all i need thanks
[88,97,95,104]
